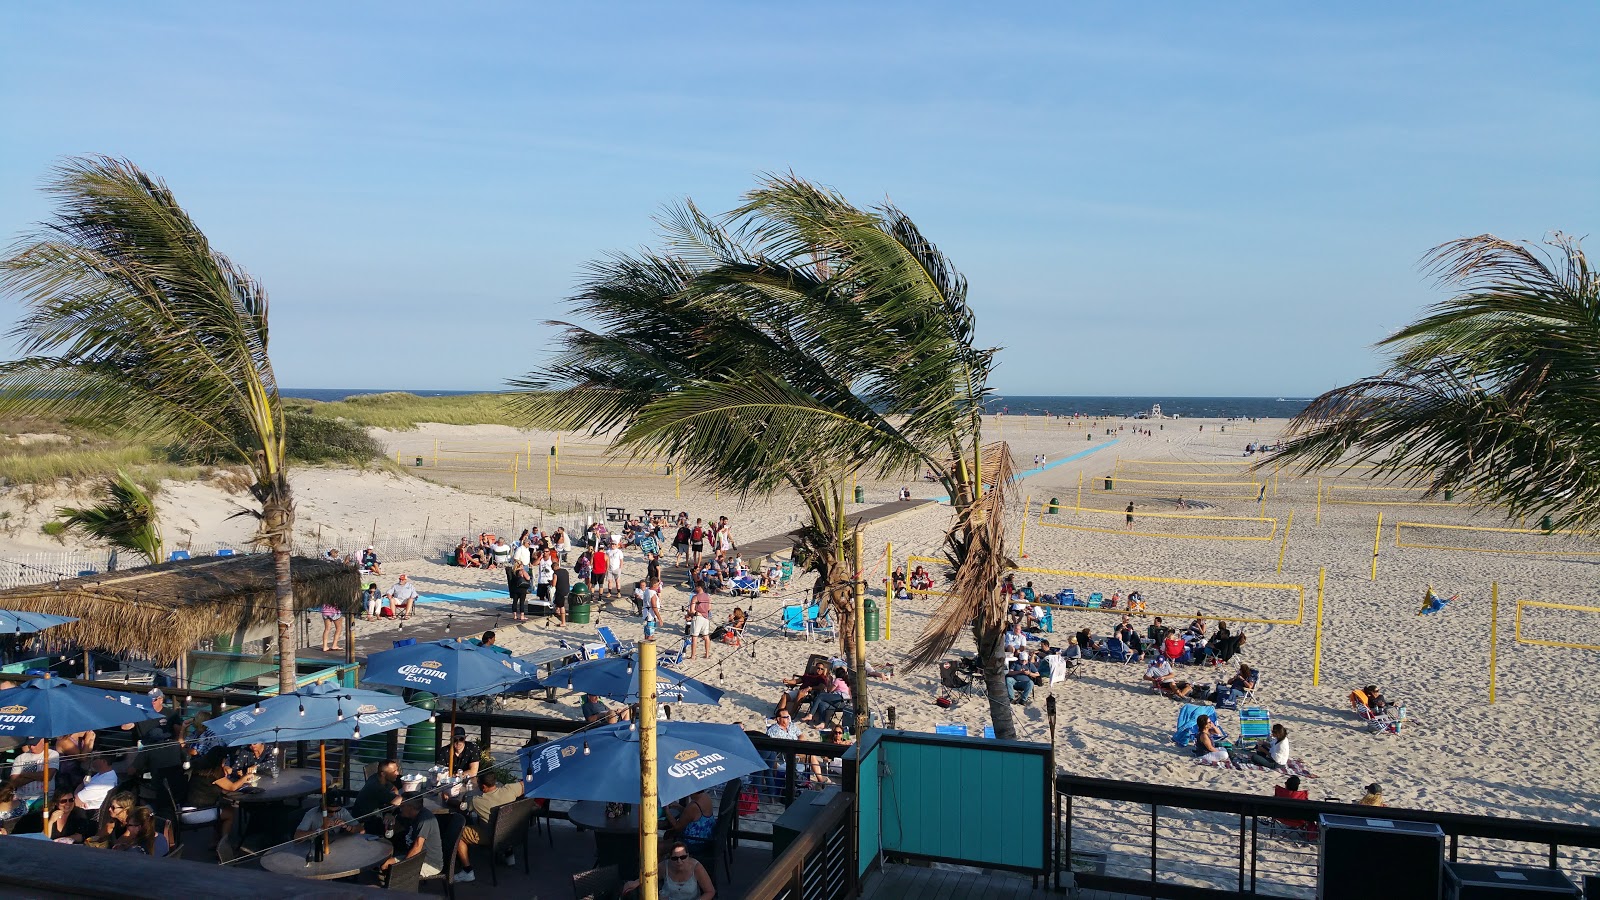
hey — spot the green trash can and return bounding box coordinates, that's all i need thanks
[403,692,437,764]
[1048,498,1060,514]
[1104,477,1113,491]
[414,456,423,467]
[1540,515,1553,532]
[568,582,592,624]
[854,485,865,503]
[1444,489,1454,501]
[863,600,881,642]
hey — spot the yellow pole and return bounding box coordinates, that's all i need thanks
[1311,567,1326,685]
[884,541,893,640]
[852,529,869,737]
[675,473,680,499]
[1075,471,1083,512]
[1018,495,1031,556]
[1488,581,1499,704]
[511,459,519,495]
[432,439,438,466]
[1276,509,1294,574]
[1370,512,1383,581]
[546,453,552,494]
[638,637,659,900]
[1315,478,1322,525]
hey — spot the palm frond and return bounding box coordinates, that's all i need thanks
[56,470,164,564]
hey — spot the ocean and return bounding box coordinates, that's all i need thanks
[986,396,1311,419]
[281,388,491,401]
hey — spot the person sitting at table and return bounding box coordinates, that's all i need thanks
[450,769,524,884]
[294,789,361,841]
[8,735,57,808]
[227,740,272,780]
[766,711,830,786]
[75,754,119,811]
[184,748,246,843]
[380,797,443,879]
[581,692,632,725]
[112,805,169,856]
[94,791,175,853]
[354,759,404,835]
[44,788,96,843]
[623,840,716,900]
[436,728,481,779]
[665,789,716,850]
[0,785,28,832]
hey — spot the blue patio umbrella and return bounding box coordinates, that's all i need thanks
[0,675,159,802]
[550,654,724,706]
[0,609,78,635]
[202,681,429,746]
[517,721,764,805]
[361,639,531,699]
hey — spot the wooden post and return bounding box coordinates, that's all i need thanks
[1315,478,1322,525]
[1488,582,1500,704]
[638,638,659,900]
[1311,567,1326,685]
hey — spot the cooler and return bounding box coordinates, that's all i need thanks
[1444,863,1579,899]
[1318,814,1444,900]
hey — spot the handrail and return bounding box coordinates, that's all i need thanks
[744,791,856,900]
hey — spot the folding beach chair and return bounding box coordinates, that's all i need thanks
[659,638,689,667]
[167,550,190,562]
[1041,653,1077,685]
[1239,707,1272,743]
[935,659,981,707]
[933,724,968,737]
[1088,592,1103,607]
[1038,608,1055,633]
[215,548,236,557]
[779,605,809,640]
[595,626,635,658]
[779,560,794,586]
[805,605,837,642]
[1096,637,1133,663]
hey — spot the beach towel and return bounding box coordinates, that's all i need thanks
[1195,756,1319,778]
[1172,703,1210,747]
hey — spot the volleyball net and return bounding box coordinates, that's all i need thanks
[1394,522,1600,557]
[1026,499,1279,543]
[1011,565,1307,626]
[1513,600,1600,652]
[1090,476,1264,500]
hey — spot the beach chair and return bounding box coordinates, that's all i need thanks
[779,605,809,639]
[595,626,635,658]
[1096,637,1133,663]
[806,605,837,641]
[779,560,794,586]
[215,548,236,557]
[1239,707,1271,743]
[935,659,981,706]
[1163,637,1191,665]
[1349,690,1406,735]
[1041,653,1076,685]
[1038,608,1054,633]
[1059,588,1079,607]
[1088,591,1103,607]
[659,638,688,666]
[983,727,996,738]
[933,724,968,737]
[166,550,190,562]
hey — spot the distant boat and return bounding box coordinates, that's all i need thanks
[1277,398,1288,402]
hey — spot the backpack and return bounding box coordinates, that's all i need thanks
[691,526,704,542]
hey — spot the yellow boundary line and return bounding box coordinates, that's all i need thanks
[1394,521,1600,556]
[1513,599,1600,651]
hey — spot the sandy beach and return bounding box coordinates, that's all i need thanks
[3,415,1595,827]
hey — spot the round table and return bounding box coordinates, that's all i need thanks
[567,800,668,835]
[260,834,393,880]
[227,767,326,804]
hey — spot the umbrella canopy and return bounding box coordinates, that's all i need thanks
[517,721,764,805]
[203,681,429,746]
[0,609,78,635]
[0,675,158,740]
[362,639,531,698]
[551,655,724,705]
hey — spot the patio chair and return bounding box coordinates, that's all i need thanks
[483,796,537,885]
[383,851,425,891]
[935,659,981,706]
[572,864,624,900]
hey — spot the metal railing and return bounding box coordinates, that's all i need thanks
[1055,773,1600,898]
[745,791,856,900]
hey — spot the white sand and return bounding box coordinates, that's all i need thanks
[4,416,1595,825]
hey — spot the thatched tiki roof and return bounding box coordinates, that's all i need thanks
[0,555,359,664]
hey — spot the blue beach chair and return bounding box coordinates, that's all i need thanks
[933,724,968,737]
[779,605,808,639]
[1097,637,1133,663]
[596,626,635,658]
[1239,707,1272,743]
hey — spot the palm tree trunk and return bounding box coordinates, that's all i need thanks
[974,620,1016,739]
[263,492,296,695]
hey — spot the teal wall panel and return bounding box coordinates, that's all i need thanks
[856,737,882,877]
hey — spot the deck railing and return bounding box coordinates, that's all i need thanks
[1055,773,1600,898]
[744,791,856,900]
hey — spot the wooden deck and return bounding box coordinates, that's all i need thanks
[860,861,1145,900]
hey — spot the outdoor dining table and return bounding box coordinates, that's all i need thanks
[567,800,668,835]
[226,767,326,848]
[518,645,582,703]
[259,833,393,880]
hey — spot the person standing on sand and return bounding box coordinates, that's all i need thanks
[604,542,623,598]
[1125,502,1135,530]
[551,563,571,626]
[686,585,713,659]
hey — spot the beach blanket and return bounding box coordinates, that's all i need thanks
[1195,756,1319,778]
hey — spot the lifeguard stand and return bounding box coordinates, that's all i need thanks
[1150,403,1162,419]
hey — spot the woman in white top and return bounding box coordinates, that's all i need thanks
[1249,723,1291,769]
[624,840,714,899]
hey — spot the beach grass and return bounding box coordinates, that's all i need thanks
[286,391,517,430]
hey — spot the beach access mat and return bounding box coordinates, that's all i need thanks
[1196,756,1319,778]
[418,589,508,604]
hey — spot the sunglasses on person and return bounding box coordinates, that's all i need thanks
[670,852,689,860]
[777,715,791,720]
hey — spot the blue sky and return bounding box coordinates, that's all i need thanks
[1,3,1594,396]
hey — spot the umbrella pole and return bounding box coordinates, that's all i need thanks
[319,740,328,856]
[449,700,457,774]
[639,638,659,900]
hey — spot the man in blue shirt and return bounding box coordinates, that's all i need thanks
[1007,652,1041,705]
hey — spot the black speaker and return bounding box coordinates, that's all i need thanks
[1318,814,1444,900]
[1445,863,1579,899]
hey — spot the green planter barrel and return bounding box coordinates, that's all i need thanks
[569,603,593,625]
[403,692,437,764]
[863,600,881,642]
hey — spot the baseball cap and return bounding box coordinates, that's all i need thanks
[1365,782,1382,794]
[147,687,165,701]
[452,727,467,740]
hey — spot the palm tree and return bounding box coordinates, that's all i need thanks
[1269,234,1600,531]
[0,156,298,692]
[511,175,1023,736]
[56,470,164,565]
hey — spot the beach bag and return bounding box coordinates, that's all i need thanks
[737,788,759,816]
[935,695,954,709]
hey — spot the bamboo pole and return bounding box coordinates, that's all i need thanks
[319,740,329,857]
[1276,509,1294,573]
[884,541,893,640]
[1311,567,1326,685]
[639,637,659,900]
[546,454,553,496]
[1370,512,1383,581]
[852,529,869,737]
[432,440,438,466]
[1488,582,1500,704]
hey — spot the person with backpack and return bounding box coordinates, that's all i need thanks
[688,519,707,569]
[673,523,692,567]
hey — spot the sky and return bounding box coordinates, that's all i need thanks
[1,3,1595,397]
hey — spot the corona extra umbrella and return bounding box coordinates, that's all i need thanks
[362,639,531,772]
[0,675,158,806]
[516,721,764,805]
[549,654,724,705]
[0,609,78,635]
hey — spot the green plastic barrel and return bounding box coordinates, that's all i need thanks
[1104,477,1113,491]
[1048,498,1060,514]
[854,486,865,503]
[1540,515,1553,532]
[863,600,881,642]
[403,692,437,764]
[569,603,593,625]
[1444,489,1454,501]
